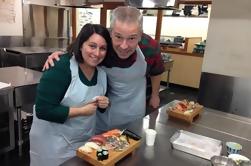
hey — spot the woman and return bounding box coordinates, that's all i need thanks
[29,23,111,166]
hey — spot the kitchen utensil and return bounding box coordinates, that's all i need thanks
[228,154,250,165]
[122,129,141,141]
[211,155,237,166]
[174,36,184,44]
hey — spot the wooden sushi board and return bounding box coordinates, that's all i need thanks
[167,104,203,123]
[76,139,141,166]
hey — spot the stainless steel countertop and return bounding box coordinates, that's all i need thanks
[156,102,251,141]
[5,47,65,54]
[0,66,42,87]
[3,47,65,71]
[61,102,251,166]
[0,66,42,156]
[0,66,42,107]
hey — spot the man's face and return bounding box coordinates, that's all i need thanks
[111,20,141,59]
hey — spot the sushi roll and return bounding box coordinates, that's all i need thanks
[96,147,109,161]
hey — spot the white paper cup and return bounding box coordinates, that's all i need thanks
[145,129,157,146]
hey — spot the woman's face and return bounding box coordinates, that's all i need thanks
[80,33,107,67]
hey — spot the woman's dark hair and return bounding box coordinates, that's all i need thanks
[67,23,111,63]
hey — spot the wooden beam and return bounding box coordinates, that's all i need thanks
[155,10,163,42]
[174,0,180,8]
[100,7,107,27]
[98,2,124,27]
[71,8,77,40]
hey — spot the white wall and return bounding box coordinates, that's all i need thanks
[202,0,251,78]
[143,16,210,40]
[161,17,209,40]
[0,0,23,36]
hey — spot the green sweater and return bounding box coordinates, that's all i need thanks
[35,54,98,123]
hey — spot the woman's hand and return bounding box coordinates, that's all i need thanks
[68,96,109,117]
[81,102,98,116]
[69,102,98,117]
[43,51,64,71]
[96,96,109,109]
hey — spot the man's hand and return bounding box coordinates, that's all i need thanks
[149,75,161,109]
[43,51,64,71]
[149,94,160,109]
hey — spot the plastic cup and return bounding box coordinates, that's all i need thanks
[145,129,157,146]
[226,142,242,154]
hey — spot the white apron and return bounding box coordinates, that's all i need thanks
[29,56,107,166]
[96,46,147,133]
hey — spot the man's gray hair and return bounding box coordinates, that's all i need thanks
[110,6,143,32]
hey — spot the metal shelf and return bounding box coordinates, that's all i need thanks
[178,0,212,5]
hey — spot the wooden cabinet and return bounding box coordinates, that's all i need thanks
[162,53,203,88]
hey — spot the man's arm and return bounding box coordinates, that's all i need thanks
[139,33,164,109]
[149,74,162,109]
[43,51,64,71]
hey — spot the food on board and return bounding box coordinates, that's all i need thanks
[89,135,107,145]
[78,129,139,161]
[96,147,109,161]
[168,100,199,114]
[167,100,203,123]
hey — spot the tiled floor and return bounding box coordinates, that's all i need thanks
[159,84,198,106]
[0,84,199,166]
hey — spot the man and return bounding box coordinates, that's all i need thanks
[44,6,164,132]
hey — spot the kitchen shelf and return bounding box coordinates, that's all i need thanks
[163,15,208,18]
[177,0,212,5]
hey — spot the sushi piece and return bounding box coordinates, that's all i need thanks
[96,147,109,161]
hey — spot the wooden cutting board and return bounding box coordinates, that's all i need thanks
[76,138,141,166]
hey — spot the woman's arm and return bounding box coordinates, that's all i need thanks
[36,54,71,123]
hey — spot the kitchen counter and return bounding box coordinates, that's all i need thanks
[0,66,42,156]
[151,102,251,156]
[5,47,65,54]
[2,47,65,71]
[160,36,204,58]
[164,49,204,57]
[61,102,251,166]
